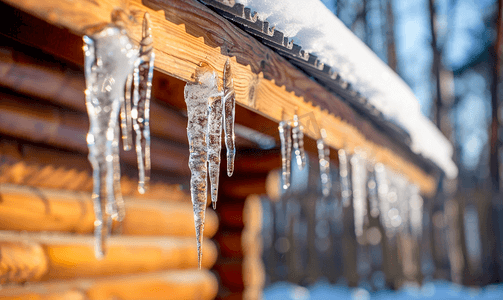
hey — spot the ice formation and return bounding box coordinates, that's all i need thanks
[185,66,222,269]
[223,59,236,177]
[278,120,292,190]
[338,149,351,207]
[317,129,331,197]
[207,89,223,210]
[132,13,155,194]
[350,152,368,238]
[292,114,306,170]
[83,25,138,259]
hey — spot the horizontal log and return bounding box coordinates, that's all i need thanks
[1,0,436,195]
[0,241,48,284]
[0,91,191,175]
[0,184,218,237]
[0,231,217,280]
[0,139,190,200]
[0,270,218,300]
[0,47,190,145]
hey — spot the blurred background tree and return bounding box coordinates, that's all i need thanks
[322,0,502,285]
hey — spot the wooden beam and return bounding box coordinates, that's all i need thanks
[2,0,437,195]
[0,270,218,300]
[0,139,190,200]
[0,184,218,238]
[0,231,217,280]
[0,241,48,284]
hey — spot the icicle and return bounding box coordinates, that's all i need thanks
[351,153,367,239]
[338,149,351,207]
[409,184,423,239]
[131,12,155,194]
[83,24,138,259]
[112,123,125,222]
[292,113,306,170]
[223,59,236,177]
[367,165,380,218]
[278,120,292,190]
[317,129,331,197]
[207,92,223,210]
[185,65,221,269]
[121,73,133,151]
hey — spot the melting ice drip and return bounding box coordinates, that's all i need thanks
[185,63,231,269]
[83,13,155,259]
[317,129,331,197]
[338,149,352,207]
[83,25,138,259]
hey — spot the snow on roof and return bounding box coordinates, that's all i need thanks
[236,0,458,179]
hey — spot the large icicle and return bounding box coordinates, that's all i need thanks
[83,25,138,259]
[207,90,223,210]
[278,120,292,190]
[131,13,155,194]
[317,129,331,197]
[185,66,221,269]
[223,59,236,177]
[292,113,306,170]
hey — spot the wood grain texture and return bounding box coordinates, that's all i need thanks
[0,241,48,284]
[0,139,189,200]
[0,270,218,300]
[2,0,438,195]
[0,231,218,280]
[0,184,218,237]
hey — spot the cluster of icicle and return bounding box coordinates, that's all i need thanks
[337,149,423,240]
[278,116,331,197]
[184,60,236,269]
[82,11,155,259]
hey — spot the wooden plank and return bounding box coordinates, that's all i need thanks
[0,184,218,238]
[0,232,218,280]
[2,0,437,195]
[0,139,190,200]
[0,241,48,284]
[0,270,218,300]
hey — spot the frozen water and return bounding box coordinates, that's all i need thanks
[185,67,221,269]
[131,12,155,194]
[317,129,331,197]
[338,149,351,207]
[223,59,236,177]
[351,152,368,238]
[292,114,306,170]
[367,165,380,218]
[83,25,138,259]
[207,92,223,210]
[278,121,292,190]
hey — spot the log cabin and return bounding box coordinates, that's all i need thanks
[0,0,458,299]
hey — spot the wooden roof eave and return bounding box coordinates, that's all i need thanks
[2,0,439,196]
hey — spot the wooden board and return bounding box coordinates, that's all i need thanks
[0,270,218,300]
[0,231,218,280]
[0,184,218,237]
[2,0,437,195]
